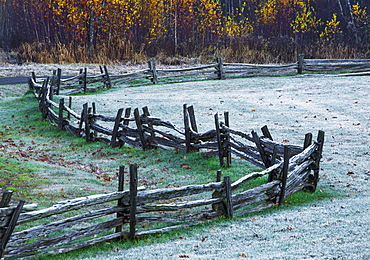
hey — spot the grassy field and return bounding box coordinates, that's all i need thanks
[1,74,369,259]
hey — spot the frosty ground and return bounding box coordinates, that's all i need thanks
[65,74,369,259]
[3,63,369,259]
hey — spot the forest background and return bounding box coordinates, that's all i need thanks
[0,0,369,64]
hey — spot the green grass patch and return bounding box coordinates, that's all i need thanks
[0,83,338,260]
[29,186,336,260]
[0,158,47,196]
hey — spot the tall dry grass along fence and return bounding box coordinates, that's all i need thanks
[0,60,326,259]
[30,55,370,96]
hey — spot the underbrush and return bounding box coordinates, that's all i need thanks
[13,39,370,66]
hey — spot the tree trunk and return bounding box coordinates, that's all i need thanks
[88,9,95,59]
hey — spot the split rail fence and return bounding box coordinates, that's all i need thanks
[31,55,370,95]
[0,71,325,259]
[1,135,323,259]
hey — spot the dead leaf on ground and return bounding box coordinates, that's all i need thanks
[180,164,192,169]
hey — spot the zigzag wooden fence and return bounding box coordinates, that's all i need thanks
[31,56,370,95]
[1,131,323,259]
[0,69,325,259]
[28,76,324,174]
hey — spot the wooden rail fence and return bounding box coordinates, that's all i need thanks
[1,131,323,259]
[297,54,370,74]
[0,63,327,259]
[28,76,324,175]
[31,56,370,95]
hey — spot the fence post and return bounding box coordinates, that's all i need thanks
[268,145,278,182]
[83,68,87,93]
[0,190,13,208]
[216,169,222,182]
[148,58,158,84]
[278,146,290,205]
[49,70,56,101]
[187,105,198,133]
[39,78,46,110]
[31,72,36,82]
[129,164,138,240]
[142,107,155,142]
[79,68,87,94]
[311,130,325,191]
[123,108,131,126]
[82,103,92,142]
[92,102,97,139]
[297,54,305,74]
[134,108,148,150]
[183,104,192,152]
[303,133,313,149]
[224,176,234,218]
[215,113,230,167]
[103,65,112,89]
[111,108,124,148]
[0,200,25,259]
[67,97,72,120]
[215,113,224,167]
[40,78,50,120]
[58,98,65,130]
[56,68,62,95]
[79,69,83,92]
[211,170,223,212]
[252,130,270,169]
[261,125,273,140]
[216,57,225,80]
[116,165,125,233]
[224,111,231,167]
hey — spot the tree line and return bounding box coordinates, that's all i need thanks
[0,0,369,63]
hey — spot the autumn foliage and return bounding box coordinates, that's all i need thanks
[0,0,369,63]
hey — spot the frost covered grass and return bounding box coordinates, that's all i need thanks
[67,75,369,259]
[1,70,370,259]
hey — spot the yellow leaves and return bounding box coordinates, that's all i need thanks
[319,13,342,42]
[291,3,321,34]
[224,16,253,37]
[256,0,277,25]
[352,3,368,27]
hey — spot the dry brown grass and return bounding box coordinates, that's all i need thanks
[16,41,148,64]
[12,39,370,65]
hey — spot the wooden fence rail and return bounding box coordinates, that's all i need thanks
[31,55,370,95]
[297,54,370,74]
[28,77,320,175]
[0,69,326,258]
[1,135,323,259]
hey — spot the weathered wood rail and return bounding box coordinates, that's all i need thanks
[0,69,326,259]
[297,54,370,74]
[28,76,323,174]
[1,132,323,259]
[31,56,370,95]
